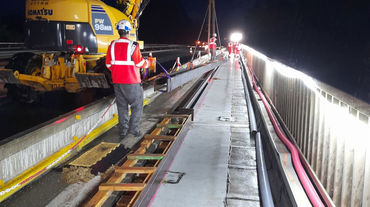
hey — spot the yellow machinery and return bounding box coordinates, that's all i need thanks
[0,0,152,102]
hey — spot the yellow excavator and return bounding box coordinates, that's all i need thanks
[0,0,152,102]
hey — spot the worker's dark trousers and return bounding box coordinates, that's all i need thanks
[211,49,216,60]
[114,83,143,135]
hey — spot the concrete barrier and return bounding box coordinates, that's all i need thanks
[0,97,117,183]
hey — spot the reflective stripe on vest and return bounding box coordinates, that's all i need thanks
[210,38,216,44]
[110,39,133,66]
[136,59,146,67]
[111,60,134,65]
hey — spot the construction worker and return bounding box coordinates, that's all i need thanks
[209,33,217,60]
[227,42,233,56]
[235,42,240,58]
[106,19,148,139]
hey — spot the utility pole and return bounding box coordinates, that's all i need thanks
[207,0,211,47]
[212,0,215,36]
[208,0,218,47]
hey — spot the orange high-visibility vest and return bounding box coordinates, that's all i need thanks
[106,37,148,84]
[209,37,217,49]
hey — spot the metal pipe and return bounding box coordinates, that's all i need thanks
[241,63,257,134]
[256,132,275,207]
[241,58,274,207]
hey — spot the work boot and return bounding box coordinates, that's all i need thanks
[119,133,127,140]
[128,130,143,138]
[120,133,136,145]
[119,129,128,140]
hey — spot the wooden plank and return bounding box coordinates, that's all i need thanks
[99,183,145,191]
[156,124,183,128]
[144,134,176,141]
[115,167,156,174]
[127,154,165,160]
[84,119,170,207]
[117,142,173,207]
[163,114,189,118]
[69,142,119,167]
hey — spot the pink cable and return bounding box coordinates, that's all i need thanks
[246,63,324,207]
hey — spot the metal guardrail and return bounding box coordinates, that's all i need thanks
[167,61,220,92]
[241,44,370,207]
[0,43,186,60]
[0,43,25,50]
[144,44,187,50]
[0,43,185,50]
[0,43,24,47]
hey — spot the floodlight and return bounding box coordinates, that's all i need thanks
[230,32,243,42]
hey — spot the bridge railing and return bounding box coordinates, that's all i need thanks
[0,42,25,51]
[241,44,370,207]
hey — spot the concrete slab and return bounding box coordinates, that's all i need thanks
[151,59,259,207]
[150,125,230,207]
[226,60,260,207]
[226,198,260,207]
[227,168,259,201]
[150,61,233,207]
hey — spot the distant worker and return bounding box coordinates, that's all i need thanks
[209,33,217,60]
[227,42,233,56]
[106,19,148,139]
[234,42,240,58]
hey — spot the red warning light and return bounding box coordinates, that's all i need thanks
[73,45,84,54]
[76,45,83,52]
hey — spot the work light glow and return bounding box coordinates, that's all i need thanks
[230,32,243,42]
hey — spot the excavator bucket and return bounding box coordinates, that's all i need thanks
[0,69,20,84]
[75,73,110,88]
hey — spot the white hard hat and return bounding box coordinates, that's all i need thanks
[213,33,217,37]
[116,19,131,31]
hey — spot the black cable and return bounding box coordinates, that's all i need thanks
[214,6,222,47]
[191,5,209,62]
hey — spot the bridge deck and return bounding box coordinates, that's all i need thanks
[150,60,259,207]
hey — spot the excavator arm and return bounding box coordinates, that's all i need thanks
[116,0,150,22]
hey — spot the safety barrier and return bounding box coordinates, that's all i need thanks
[0,86,155,202]
[241,44,370,207]
[0,97,117,183]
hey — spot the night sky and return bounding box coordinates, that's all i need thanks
[0,0,369,102]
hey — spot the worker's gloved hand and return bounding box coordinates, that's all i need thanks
[147,57,156,71]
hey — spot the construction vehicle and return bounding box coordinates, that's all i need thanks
[0,0,152,102]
